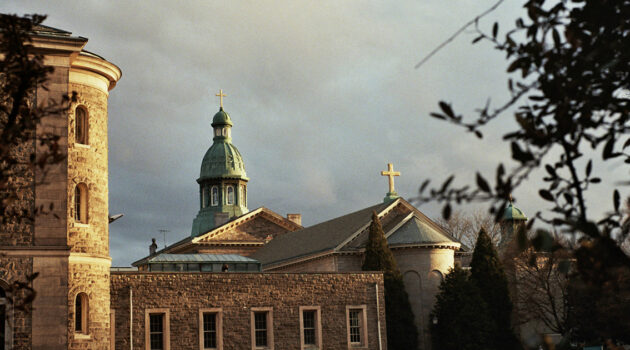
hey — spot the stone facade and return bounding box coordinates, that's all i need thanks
[111,272,387,350]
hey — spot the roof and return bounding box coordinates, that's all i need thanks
[387,217,457,245]
[147,253,258,264]
[252,198,462,267]
[251,202,387,265]
[503,202,527,221]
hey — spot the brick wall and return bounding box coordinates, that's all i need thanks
[111,272,387,350]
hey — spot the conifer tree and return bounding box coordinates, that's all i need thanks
[431,266,495,350]
[470,228,520,350]
[362,212,418,350]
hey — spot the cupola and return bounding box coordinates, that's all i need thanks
[191,90,249,236]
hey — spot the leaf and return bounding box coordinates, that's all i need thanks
[439,101,455,119]
[429,113,446,120]
[474,130,483,139]
[590,177,601,184]
[623,138,630,150]
[442,203,452,220]
[492,22,498,39]
[476,172,491,193]
[614,189,620,212]
[585,160,592,177]
[552,28,561,47]
[539,189,554,201]
[472,35,483,44]
[602,136,619,159]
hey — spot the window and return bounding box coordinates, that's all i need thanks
[240,185,246,206]
[74,183,88,224]
[199,309,222,350]
[145,309,170,350]
[214,128,221,137]
[75,106,88,145]
[346,306,367,348]
[226,186,234,205]
[75,293,89,334]
[299,307,321,349]
[250,308,273,349]
[211,186,219,206]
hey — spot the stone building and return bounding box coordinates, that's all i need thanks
[0,24,121,350]
[0,23,388,350]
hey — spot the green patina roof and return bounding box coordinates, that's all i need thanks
[212,107,233,126]
[199,142,248,181]
[503,202,527,221]
[199,108,247,181]
[387,217,457,245]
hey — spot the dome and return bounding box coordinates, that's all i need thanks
[211,108,233,127]
[503,202,527,221]
[199,141,248,181]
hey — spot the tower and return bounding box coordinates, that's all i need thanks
[191,93,249,236]
[499,197,528,250]
[0,22,120,350]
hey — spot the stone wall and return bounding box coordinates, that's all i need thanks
[66,82,109,257]
[0,256,33,350]
[111,272,387,350]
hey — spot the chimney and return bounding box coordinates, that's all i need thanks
[214,212,230,227]
[149,238,158,255]
[287,213,302,226]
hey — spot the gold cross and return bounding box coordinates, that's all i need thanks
[381,163,400,193]
[216,89,227,108]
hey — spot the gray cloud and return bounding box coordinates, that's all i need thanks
[2,1,623,266]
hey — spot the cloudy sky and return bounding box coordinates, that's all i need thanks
[2,1,623,266]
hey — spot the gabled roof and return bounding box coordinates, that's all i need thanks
[252,198,461,267]
[132,207,301,266]
[251,202,388,265]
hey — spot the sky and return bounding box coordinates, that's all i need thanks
[1,1,624,266]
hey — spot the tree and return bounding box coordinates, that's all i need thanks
[436,209,503,249]
[0,14,69,311]
[362,212,418,350]
[431,266,496,350]
[470,228,521,350]
[415,0,630,344]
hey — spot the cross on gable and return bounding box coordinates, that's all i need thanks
[381,163,400,194]
[216,89,227,108]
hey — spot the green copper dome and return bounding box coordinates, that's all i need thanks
[212,107,233,126]
[199,142,248,181]
[503,202,527,221]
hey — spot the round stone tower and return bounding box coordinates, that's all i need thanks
[191,104,249,236]
[66,50,121,349]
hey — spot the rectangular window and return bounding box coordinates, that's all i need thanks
[250,307,273,349]
[199,308,222,350]
[145,309,170,350]
[346,305,367,348]
[299,306,321,349]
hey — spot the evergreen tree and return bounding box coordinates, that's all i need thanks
[362,212,418,350]
[431,266,495,350]
[470,228,520,350]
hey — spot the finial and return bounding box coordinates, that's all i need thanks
[216,89,227,109]
[381,163,401,202]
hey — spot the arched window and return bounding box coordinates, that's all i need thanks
[75,293,89,334]
[226,186,234,205]
[239,185,245,206]
[211,186,219,206]
[0,285,10,350]
[75,106,88,145]
[201,187,207,208]
[74,183,88,224]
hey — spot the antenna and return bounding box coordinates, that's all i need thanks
[158,229,170,248]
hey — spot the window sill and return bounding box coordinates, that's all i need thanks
[74,223,89,228]
[74,333,91,340]
[74,143,91,149]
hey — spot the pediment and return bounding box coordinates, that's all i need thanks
[193,208,302,244]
